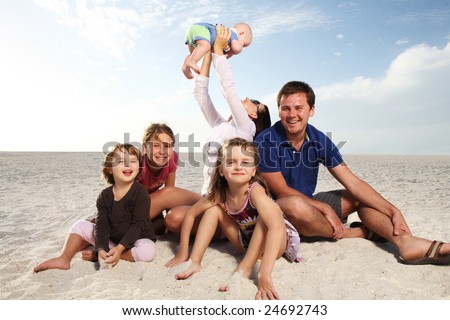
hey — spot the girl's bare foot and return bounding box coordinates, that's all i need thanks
[81,250,98,262]
[175,259,201,280]
[33,256,70,273]
[219,270,248,292]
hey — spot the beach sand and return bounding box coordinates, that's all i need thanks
[0,152,449,300]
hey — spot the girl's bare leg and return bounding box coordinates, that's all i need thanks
[165,206,191,234]
[175,206,222,280]
[165,205,224,241]
[220,219,286,300]
[150,187,201,220]
[176,206,240,279]
[220,220,266,292]
[34,233,90,272]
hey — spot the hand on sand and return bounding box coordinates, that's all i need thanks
[103,247,121,267]
[97,250,112,269]
[165,251,189,268]
[255,277,280,300]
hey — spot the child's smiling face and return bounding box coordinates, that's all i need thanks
[111,149,140,184]
[220,145,256,185]
[144,133,174,168]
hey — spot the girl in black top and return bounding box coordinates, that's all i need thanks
[34,144,156,272]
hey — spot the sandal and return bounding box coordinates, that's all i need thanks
[399,240,450,265]
[350,221,388,243]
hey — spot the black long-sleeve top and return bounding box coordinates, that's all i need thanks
[95,181,156,252]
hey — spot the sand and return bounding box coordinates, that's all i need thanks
[0,152,449,302]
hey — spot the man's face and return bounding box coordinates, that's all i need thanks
[278,92,315,138]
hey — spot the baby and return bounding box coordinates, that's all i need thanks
[182,22,252,79]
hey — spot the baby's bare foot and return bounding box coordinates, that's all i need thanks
[186,60,200,74]
[182,65,194,79]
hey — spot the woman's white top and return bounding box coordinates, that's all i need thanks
[194,54,255,195]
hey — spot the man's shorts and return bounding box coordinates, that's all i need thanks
[313,189,347,223]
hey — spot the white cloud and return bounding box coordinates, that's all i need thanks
[32,1,333,60]
[249,5,334,38]
[315,42,450,154]
[8,1,448,154]
[34,0,142,61]
[395,37,409,45]
[319,42,450,100]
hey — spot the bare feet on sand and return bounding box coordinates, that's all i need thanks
[219,270,280,299]
[219,270,248,292]
[175,259,201,280]
[33,256,70,273]
[81,250,98,262]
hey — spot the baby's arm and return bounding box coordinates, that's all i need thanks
[226,39,243,58]
[165,197,215,267]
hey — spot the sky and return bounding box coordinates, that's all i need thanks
[1,0,449,154]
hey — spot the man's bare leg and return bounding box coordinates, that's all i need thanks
[358,205,450,260]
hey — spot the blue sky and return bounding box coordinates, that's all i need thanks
[1,0,449,154]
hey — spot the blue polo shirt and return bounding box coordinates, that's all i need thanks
[255,121,344,198]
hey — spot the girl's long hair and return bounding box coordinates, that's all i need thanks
[206,137,270,203]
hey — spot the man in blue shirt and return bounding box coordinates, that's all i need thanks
[255,81,450,265]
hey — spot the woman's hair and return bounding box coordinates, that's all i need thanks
[102,143,143,185]
[142,123,175,145]
[206,137,270,203]
[250,99,271,138]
